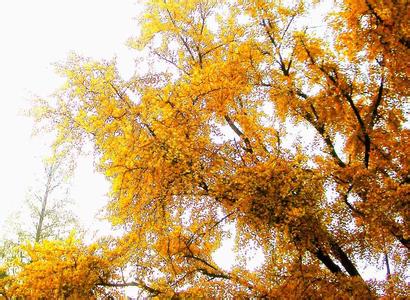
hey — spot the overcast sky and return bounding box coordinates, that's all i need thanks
[0,0,141,235]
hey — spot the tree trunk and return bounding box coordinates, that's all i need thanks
[34,165,54,243]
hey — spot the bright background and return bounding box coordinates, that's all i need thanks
[0,0,142,234]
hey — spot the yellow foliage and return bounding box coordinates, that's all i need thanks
[15,0,410,298]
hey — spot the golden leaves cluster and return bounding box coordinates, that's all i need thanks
[7,0,409,298]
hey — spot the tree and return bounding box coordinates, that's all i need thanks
[10,0,409,298]
[29,158,78,243]
[1,155,78,244]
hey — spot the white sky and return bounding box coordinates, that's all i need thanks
[0,0,141,233]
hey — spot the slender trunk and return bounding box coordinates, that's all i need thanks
[34,191,48,243]
[34,166,54,243]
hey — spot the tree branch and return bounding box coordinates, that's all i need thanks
[224,115,253,154]
[369,76,384,130]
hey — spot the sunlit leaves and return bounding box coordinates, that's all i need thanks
[7,0,409,298]
[1,235,114,299]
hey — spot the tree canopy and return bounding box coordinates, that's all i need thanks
[1,0,409,298]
